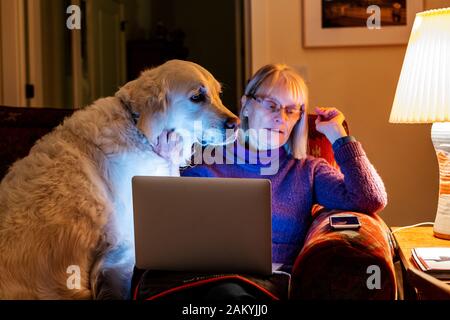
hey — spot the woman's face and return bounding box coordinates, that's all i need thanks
[242,82,304,150]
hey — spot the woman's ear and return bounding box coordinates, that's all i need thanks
[241,95,249,117]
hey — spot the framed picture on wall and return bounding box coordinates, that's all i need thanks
[302,0,424,47]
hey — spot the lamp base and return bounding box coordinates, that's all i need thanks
[431,122,450,240]
[434,231,450,240]
[433,212,450,240]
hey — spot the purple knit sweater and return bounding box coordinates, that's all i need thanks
[181,139,387,267]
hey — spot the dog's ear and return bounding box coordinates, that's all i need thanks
[136,80,169,146]
[138,108,167,146]
[115,79,138,107]
[116,75,169,145]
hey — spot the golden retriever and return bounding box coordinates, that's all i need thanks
[0,60,239,299]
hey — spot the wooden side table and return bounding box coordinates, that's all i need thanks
[392,226,450,300]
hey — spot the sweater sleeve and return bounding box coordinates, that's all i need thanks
[313,140,387,214]
[180,164,214,177]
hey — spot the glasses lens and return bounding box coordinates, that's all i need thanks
[253,95,303,118]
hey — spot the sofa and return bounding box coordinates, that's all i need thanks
[0,105,397,299]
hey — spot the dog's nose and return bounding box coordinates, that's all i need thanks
[225,117,240,130]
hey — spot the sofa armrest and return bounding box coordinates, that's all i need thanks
[289,208,397,299]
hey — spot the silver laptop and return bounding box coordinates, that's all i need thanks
[132,176,281,275]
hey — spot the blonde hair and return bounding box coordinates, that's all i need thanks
[239,64,309,159]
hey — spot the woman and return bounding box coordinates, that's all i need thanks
[153,63,387,299]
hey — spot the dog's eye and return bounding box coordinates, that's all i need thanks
[190,93,206,103]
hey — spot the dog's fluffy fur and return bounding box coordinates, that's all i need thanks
[0,60,239,299]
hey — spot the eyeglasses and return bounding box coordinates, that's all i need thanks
[247,94,303,119]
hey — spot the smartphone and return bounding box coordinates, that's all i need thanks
[329,214,361,230]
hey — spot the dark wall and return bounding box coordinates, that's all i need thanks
[128,0,244,114]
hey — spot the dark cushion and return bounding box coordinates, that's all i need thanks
[0,106,74,179]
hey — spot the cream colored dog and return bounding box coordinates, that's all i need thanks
[0,60,239,299]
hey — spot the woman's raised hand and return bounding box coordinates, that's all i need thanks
[314,107,348,145]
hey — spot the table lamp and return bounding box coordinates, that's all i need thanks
[389,8,450,240]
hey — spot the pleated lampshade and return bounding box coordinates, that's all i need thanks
[389,8,450,123]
